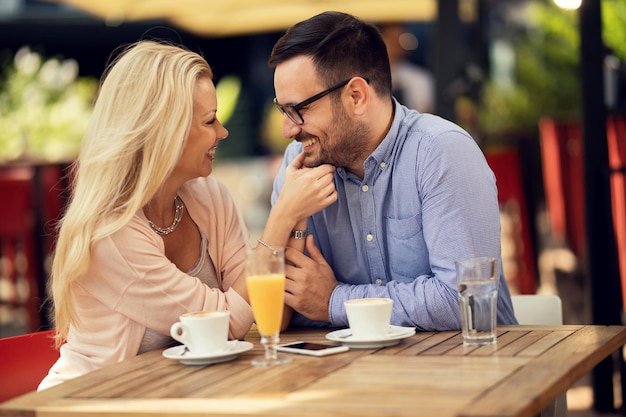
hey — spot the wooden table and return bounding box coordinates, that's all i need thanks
[1,325,625,417]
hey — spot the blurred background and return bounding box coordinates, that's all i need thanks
[1,0,625,414]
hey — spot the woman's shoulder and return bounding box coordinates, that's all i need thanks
[100,212,162,250]
[88,213,167,277]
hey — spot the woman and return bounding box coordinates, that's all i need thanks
[39,40,336,390]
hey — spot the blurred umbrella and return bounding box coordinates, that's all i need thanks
[42,0,436,36]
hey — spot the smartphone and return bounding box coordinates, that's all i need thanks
[276,341,349,356]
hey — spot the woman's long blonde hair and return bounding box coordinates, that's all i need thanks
[50,40,212,345]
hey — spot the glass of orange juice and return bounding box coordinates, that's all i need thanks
[246,246,291,366]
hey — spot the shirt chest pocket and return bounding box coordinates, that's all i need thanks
[385,213,427,279]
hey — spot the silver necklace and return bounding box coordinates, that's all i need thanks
[148,195,184,235]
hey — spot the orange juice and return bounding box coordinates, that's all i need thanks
[246,273,285,335]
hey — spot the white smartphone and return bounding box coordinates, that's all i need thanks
[276,341,349,356]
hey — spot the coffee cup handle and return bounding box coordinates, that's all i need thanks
[170,322,190,346]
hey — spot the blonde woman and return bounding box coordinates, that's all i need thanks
[39,40,336,390]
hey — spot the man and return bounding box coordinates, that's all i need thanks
[268,11,517,331]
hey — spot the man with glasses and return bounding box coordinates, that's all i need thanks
[268,11,517,331]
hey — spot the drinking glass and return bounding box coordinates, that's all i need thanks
[246,246,292,366]
[456,256,498,346]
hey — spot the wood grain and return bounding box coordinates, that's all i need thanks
[1,325,624,417]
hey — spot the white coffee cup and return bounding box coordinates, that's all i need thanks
[344,298,393,339]
[170,310,230,354]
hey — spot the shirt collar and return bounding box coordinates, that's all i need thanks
[365,100,403,177]
[337,99,404,181]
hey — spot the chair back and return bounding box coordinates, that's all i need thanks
[0,330,58,403]
[511,294,567,417]
[511,294,563,326]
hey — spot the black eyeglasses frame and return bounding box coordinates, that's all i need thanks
[273,79,353,125]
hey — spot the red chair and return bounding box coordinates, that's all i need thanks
[38,164,70,254]
[538,117,586,262]
[0,164,68,332]
[485,147,537,294]
[607,113,626,311]
[0,329,59,402]
[540,114,626,307]
[0,167,40,332]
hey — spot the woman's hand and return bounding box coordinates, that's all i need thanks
[275,152,337,223]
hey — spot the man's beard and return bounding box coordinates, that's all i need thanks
[301,104,370,169]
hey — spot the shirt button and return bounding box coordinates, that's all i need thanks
[361,185,369,192]
[366,234,373,241]
[380,162,387,168]
[375,278,383,285]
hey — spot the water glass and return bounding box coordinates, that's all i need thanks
[456,256,498,346]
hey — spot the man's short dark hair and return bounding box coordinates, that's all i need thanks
[268,11,392,99]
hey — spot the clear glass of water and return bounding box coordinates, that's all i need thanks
[455,256,498,346]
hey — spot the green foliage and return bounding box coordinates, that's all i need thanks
[603,0,626,60]
[478,0,625,137]
[0,46,97,163]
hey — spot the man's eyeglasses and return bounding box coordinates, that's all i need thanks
[273,79,351,125]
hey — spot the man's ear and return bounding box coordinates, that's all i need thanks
[344,77,370,116]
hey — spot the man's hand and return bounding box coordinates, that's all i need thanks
[284,235,338,322]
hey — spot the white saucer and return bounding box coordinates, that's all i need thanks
[163,340,254,365]
[325,325,416,349]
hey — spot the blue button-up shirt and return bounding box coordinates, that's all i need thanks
[271,102,517,331]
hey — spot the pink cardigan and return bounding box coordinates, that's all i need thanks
[39,176,254,390]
